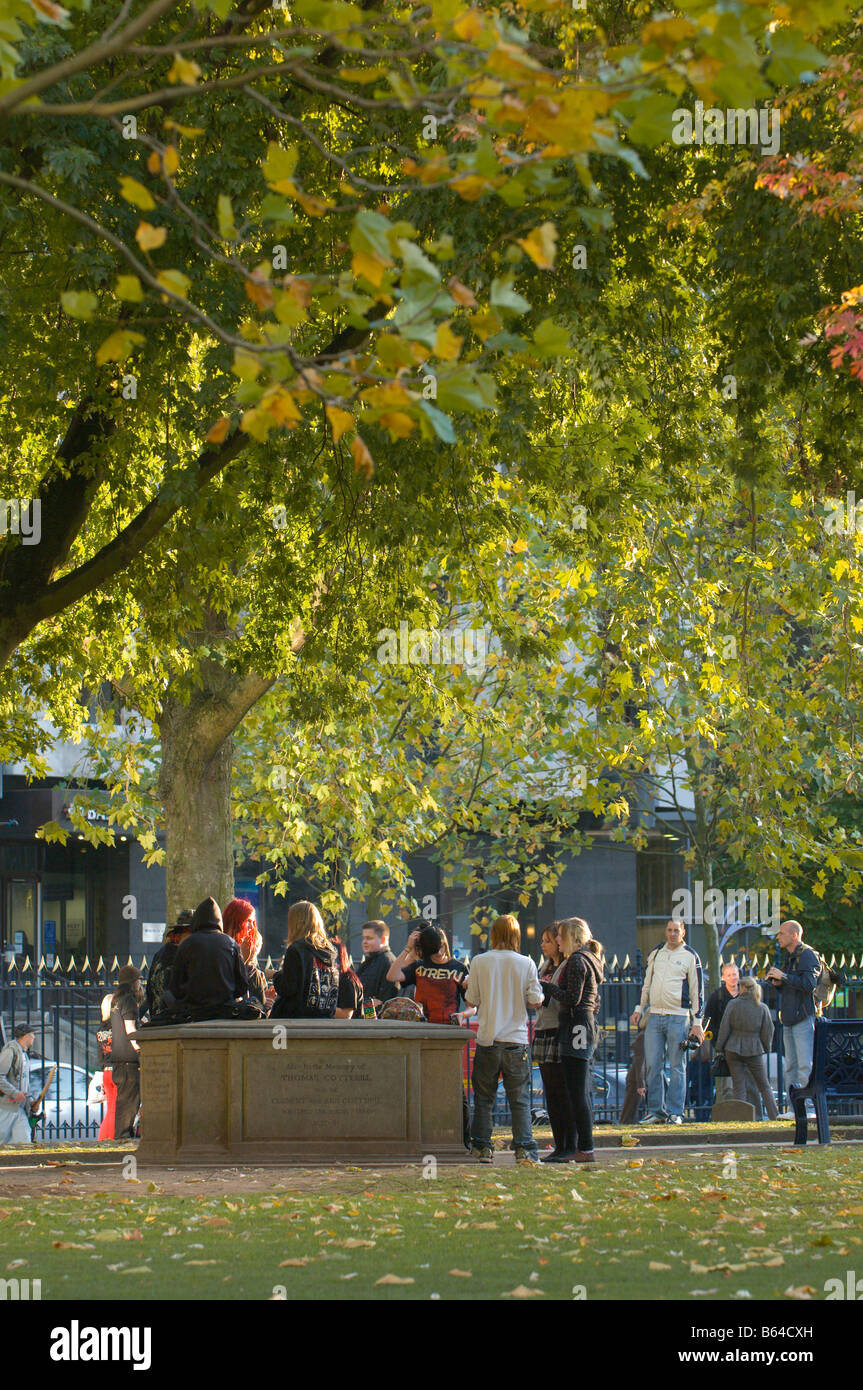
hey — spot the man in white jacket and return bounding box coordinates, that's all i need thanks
[465,914,545,1164]
[630,919,704,1125]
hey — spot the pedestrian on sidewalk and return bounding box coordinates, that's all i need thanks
[715,976,779,1120]
[465,914,544,1165]
[0,1024,36,1145]
[543,917,605,1163]
[765,919,819,1109]
[631,918,704,1126]
[111,966,143,1141]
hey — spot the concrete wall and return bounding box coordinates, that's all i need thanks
[553,843,637,963]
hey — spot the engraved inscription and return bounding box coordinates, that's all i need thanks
[242,1053,407,1140]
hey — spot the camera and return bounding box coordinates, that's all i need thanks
[680,1036,701,1052]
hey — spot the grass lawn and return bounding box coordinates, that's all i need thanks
[2,1145,862,1300]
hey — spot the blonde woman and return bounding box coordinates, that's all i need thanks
[543,917,605,1163]
[714,975,779,1120]
[271,901,349,1019]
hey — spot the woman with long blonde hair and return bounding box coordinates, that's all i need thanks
[271,900,344,1019]
[543,916,605,1163]
[533,924,574,1162]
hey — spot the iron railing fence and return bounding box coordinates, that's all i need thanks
[1,950,861,1140]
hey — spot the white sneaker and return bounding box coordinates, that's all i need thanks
[668,1114,683,1125]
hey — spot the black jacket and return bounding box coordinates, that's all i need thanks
[776,943,820,1026]
[146,940,179,1021]
[170,927,251,1016]
[546,947,604,1059]
[271,939,341,1019]
[703,984,736,1042]
[355,948,398,1005]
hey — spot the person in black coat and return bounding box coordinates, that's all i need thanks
[170,898,253,1021]
[354,921,399,1012]
[145,909,194,1024]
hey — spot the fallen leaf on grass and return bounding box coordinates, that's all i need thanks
[185,1260,218,1266]
[449,1268,472,1277]
[120,1267,152,1276]
[649,1261,672,1271]
[375,1274,415,1285]
[332,1238,375,1249]
[503,1285,545,1298]
[202,1217,231,1228]
[784,1285,817,1300]
[280,1258,309,1267]
[472,1222,498,1230]
[569,1189,585,1202]
[627,1159,644,1168]
[52,1242,94,1250]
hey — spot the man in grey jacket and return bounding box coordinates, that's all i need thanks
[766,920,820,1103]
[0,1024,35,1144]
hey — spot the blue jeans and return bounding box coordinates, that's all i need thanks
[644,1013,689,1117]
[471,1042,537,1155]
[783,1017,815,1091]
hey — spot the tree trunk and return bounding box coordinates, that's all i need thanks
[157,661,276,925]
[697,852,721,993]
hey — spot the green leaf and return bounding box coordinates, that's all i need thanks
[60,290,97,320]
[217,194,237,241]
[262,142,299,186]
[350,208,394,262]
[533,318,571,359]
[767,30,825,87]
[435,368,496,413]
[95,329,145,365]
[621,92,680,148]
[115,275,144,302]
[418,399,456,443]
[490,276,530,317]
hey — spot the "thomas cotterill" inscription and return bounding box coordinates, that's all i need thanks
[242,1053,407,1140]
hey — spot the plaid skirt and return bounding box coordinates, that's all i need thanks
[532,1027,561,1065]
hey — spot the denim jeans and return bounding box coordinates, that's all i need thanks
[471,1042,536,1155]
[644,1012,689,1117]
[783,1016,815,1090]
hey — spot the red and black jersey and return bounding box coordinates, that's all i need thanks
[401,958,469,1024]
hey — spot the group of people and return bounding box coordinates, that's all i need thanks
[617,916,824,1126]
[0,900,828,1152]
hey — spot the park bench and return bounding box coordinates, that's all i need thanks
[788,1018,863,1145]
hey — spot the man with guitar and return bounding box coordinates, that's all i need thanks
[0,1023,37,1144]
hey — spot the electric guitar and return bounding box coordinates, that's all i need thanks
[28,1065,58,1131]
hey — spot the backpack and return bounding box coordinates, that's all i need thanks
[814,954,843,1010]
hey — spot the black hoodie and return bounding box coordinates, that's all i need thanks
[271,938,344,1019]
[170,897,251,1014]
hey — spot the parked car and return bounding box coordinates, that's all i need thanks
[27,1061,99,1140]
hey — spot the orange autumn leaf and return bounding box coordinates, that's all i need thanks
[245,277,275,310]
[447,276,478,308]
[351,434,374,480]
[205,418,230,445]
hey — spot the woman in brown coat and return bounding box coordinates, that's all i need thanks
[715,975,779,1120]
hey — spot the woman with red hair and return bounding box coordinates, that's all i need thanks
[222,899,268,1010]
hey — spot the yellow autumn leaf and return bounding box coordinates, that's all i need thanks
[162,145,180,176]
[502,1285,545,1298]
[375,1274,414,1285]
[240,408,273,442]
[135,222,167,251]
[512,538,528,553]
[245,277,275,310]
[326,406,354,442]
[379,410,416,439]
[115,275,144,302]
[95,330,145,365]
[435,322,463,360]
[453,9,482,41]
[119,176,155,211]
[352,250,391,287]
[517,222,558,269]
[156,269,191,298]
[260,389,301,427]
[452,174,492,202]
[448,1269,472,1277]
[167,54,201,85]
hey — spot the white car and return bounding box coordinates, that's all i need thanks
[27,1061,99,1140]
